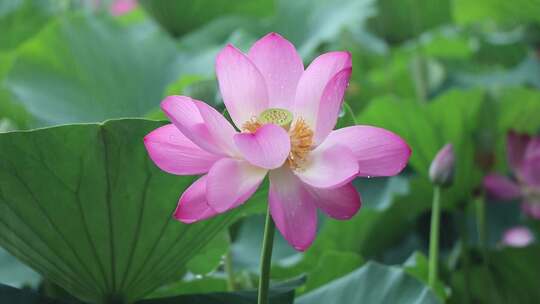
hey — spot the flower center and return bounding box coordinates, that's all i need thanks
[242,108,313,170]
[259,108,293,128]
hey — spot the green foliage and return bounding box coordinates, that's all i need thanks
[358,89,485,206]
[450,246,540,304]
[138,0,274,37]
[0,89,30,130]
[475,37,528,68]
[186,232,228,275]
[1,1,540,303]
[302,251,363,293]
[0,283,64,304]
[453,0,540,25]
[312,177,429,258]
[334,102,357,130]
[138,290,294,304]
[497,87,540,134]
[0,281,296,304]
[274,0,376,56]
[0,0,60,51]
[370,0,452,43]
[0,50,31,129]
[5,13,180,127]
[404,252,447,300]
[148,277,228,299]
[421,29,474,60]
[297,262,440,304]
[232,215,297,273]
[139,277,302,304]
[270,176,432,295]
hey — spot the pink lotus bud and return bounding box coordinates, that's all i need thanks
[429,144,455,187]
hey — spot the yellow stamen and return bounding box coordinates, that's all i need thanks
[242,116,262,133]
[241,109,313,170]
[288,118,313,170]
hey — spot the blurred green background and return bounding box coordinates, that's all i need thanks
[1,0,539,303]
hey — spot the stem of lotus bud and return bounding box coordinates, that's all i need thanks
[474,196,486,255]
[428,186,441,289]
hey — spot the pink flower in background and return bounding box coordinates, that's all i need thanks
[110,0,137,16]
[484,131,540,219]
[144,33,411,251]
[501,226,534,247]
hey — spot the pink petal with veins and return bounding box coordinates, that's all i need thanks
[248,33,304,109]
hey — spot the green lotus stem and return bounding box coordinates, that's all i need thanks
[225,245,236,291]
[428,186,441,288]
[413,53,429,103]
[474,196,486,253]
[458,209,472,304]
[257,206,276,304]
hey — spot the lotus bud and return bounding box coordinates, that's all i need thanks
[429,144,455,187]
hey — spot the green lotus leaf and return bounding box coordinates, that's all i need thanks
[0,119,258,303]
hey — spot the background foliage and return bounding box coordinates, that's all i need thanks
[1,0,539,303]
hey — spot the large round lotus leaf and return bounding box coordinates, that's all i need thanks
[0,119,246,303]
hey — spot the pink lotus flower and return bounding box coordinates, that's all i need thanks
[144,33,411,251]
[484,131,540,219]
[501,226,534,247]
